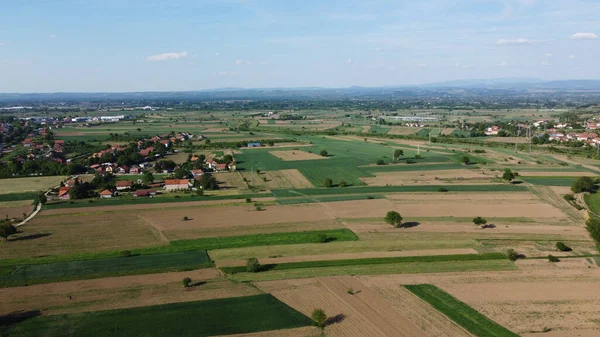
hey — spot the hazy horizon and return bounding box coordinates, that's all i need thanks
[2,0,600,93]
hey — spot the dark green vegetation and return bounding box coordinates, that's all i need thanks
[405,284,519,337]
[521,176,584,186]
[272,184,528,198]
[0,251,211,287]
[276,194,385,205]
[220,253,507,274]
[0,294,313,337]
[0,192,37,202]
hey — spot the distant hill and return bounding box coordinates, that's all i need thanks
[420,79,600,90]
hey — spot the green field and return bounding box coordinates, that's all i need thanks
[521,177,582,186]
[405,284,519,337]
[276,194,385,205]
[229,259,517,282]
[0,251,211,287]
[0,192,38,202]
[271,184,528,198]
[0,294,312,337]
[220,253,507,274]
[585,193,600,215]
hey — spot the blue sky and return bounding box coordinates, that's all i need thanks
[1,0,599,92]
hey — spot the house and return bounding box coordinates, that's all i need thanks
[215,163,228,171]
[117,165,129,174]
[22,138,32,147]
[192,169,204,178]
[140,147,154,157]
[247,142,261,147]
[164,179,190,191]
[484,126,500,136]
[134,189,157,197]
[65,179,76,187]
[100,190,113,198]
[54,140,65,153]
[207,160,218,169]
[116,180,133,191]
[58,186,70,199]
[130,166,142,174]
[90,164,101,170]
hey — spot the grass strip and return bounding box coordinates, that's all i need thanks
[276,194,384,205]
[0,294,312,337]
[405,284,519,337]
[221,253,507,274]
[272,185,528,197]
[0,192,37,202]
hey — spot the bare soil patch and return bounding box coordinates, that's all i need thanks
[269,150,328,161]
[520,171,597,177]
[215,172,248,190]
[265,169,313,189]
[360,169,493,186]
[0,204,34,220]
[361,125,371,133]
[485,137,530,144]
[203,127,229,132]
[217,327,321,337]
[0,269,262,316]
[387,127,420,135]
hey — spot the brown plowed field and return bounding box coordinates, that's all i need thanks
[519,171,597,177]
[360,170,493,186]
[387,127,420,135]
[0,269,262,316]
[257,276,429,337]
[0,204,34,220]
[269,150,328,161]
[265,169,313,189]
[216,326,321,337]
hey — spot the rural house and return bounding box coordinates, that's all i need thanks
[116,180,133,191]
[100,190,113,198]
[164,179,190,191]
[134,189,156,197]
[58,186,70,200]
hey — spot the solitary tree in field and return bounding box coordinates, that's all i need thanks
[571,176,595,193]
[324,178,333,188]
[311,308,328,329]
[0,223,17,242]
[502,168,516,183]
[182,277,192,288]
[394,149,404,161]
[385,211,403,227]
[320,149,328,157]
[339,180,347,188]
[246,257,260,273]
[472,216,487,228]
[461,156,470,165]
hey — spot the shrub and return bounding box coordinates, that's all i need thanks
[182,216,189,221]
[376,159,385,165]
[571,176,595,193]
[120,250,132,257]
[246,257,260,273]
[339,180,347,187]
[506,249,519,261]
[548,255,560,262]
[254,204,263,211]
[437,187,449,192]
[406,159,416,164]
[320,150,328,157]
[311,309,328,329]
[385,211,403,227]
[182,277,192,288]
[414,154,423,159]
[316,233,329,243]
[245,198,252,203]
[563,194,575,202]
[472,216,487,227]
[347,288,355,295]
[324,178,333,188]
[556,242,572,252]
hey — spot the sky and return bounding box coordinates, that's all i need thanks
[0,0,599,92]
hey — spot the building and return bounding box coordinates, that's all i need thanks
[130,166,142,174]
[247,142,261,147]
[100,190,113,198]
[215,163,228,171]
[192,169,204,178]
[164,179,190,191]
[134,189,156,197]
[58,186,70,199]
[116,180,133,191]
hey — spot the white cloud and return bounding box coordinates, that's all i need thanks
[215,52,220,56]
[346,58,353,64]
[235,59,251,65]
[497,61,507,67]
[217,71,238,76]
[496,38,545,46]
[570,32,598,40]
[545,53,553,57]
[569,54,576,59]
[541,61,550,66]
[49,34,56,39]
[146,51,188,62]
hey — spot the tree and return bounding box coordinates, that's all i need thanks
[461,156,470,165]
[320,149,328,157]
[502,168,516,182]
[0,223,17,241]
[393,149,404,161]
[246,257,260,273]
[376,159,385,165]
[183,277,192,288]
[571,176,595,193]
[142,171,154,185]
[339,180,347,187]
[472,216,487,228]
[556,242,572,252]
[324,178,333,188]
[196,173,218,190]
[311,309,328,329]
[34,191,47,205]
[506,249,520,261]
[385,211,403,227]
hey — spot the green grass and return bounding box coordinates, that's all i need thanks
[221,253,507,274]
[0,251,211,287]
[405,284,519,337]
[170,229,359,252]
[271,184,528,198]
[229,260,517,282]
[298,166,372,187]
[276,194,385,205]
[0,192,37,202]
[0,294,313,337]
[585,193,600,216]
[364,163,467,173]
[521,177,583,186]
[43,192,269,209]
[267,119,276,124]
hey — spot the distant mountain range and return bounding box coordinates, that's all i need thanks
[419,78,600,90]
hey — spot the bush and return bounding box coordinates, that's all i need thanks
[406,159,417,164]
[376,159,385,165]
[324,178,333,188]
[548,255,560,262]
[571,176,595,193]
[339,180,347,188]
[506,249,519,261]
[563,194,575,202]
[472,216,487,227]
[182,277,192,288]
[316,233,329,243]
[320,150,328,157]
[182,216,189,221]
[556,242,572,252]
[437,187,449,192]
[120,250,132,257]
[245,198,252,203]
[311,309,327,329]
[254,204,263,211]
[246,257,260,273]
[385,211,403,227]
[347,288,355,295]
